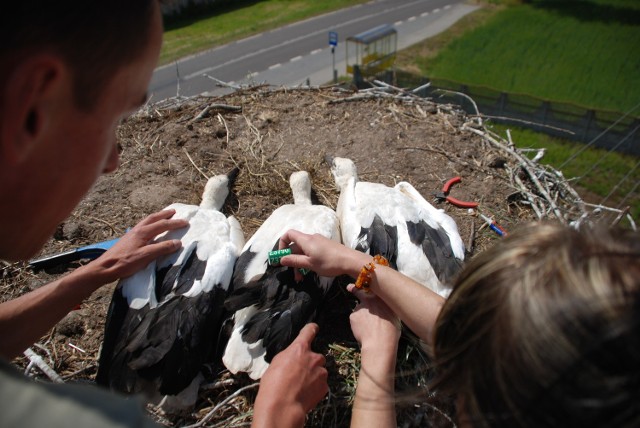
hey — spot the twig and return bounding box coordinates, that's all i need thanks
[204,74,243,90]
[611,206,631,227]
[434,89,482,126]
[463,125,565,222]
[183,382,259,428]
[217,113,230,147]
[23,348,64,383]
[184,148,209,180]
[193,104,243,122]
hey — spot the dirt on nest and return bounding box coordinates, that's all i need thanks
[3,85,541,426]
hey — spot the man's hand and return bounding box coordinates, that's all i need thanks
[90,209,189,283]
[252,323,328,428]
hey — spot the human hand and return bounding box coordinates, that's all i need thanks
[278,229,370,280]
[89,209,189,283]
[348,283,401,353]
[252,323,328,428]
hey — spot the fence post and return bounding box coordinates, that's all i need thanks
[583,110,595,143]
[498,92,507,116]
[541,101,551,126]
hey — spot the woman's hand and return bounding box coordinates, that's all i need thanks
[348,283,401,353]
[278,229,370,279]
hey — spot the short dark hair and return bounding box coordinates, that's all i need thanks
[1,1,159,110]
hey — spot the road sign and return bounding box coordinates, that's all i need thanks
[329,31,338,47]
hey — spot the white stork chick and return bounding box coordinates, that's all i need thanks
[97,168,244,410]
[329,157,464,298]
[222,171,340,380]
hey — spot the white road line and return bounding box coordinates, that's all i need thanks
[290,55,303,62]
[183,0,453,80]
[394,20,404,26]
[433,8,441,13]
[408,16,417,22]
[421,11,430,17]
[444,4,452,10]
[311,49,323,55]
[268,63,282,70]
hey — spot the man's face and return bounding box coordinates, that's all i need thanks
[20,5,163,259]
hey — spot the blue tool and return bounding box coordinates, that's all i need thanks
[29,237,120,271]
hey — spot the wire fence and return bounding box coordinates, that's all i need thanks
[357,70,639,224]
[395,72,640,157]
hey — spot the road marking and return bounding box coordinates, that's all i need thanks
[311,49,323,55]
[421,11,430,17]
[290,55,303,62]
[394,20,404,26]
[444,4,452,10]
[433,8,441,13]
[408,16,417,22]
[269,63,282,70]
[181,0,457,81]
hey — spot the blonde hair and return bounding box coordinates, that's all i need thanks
[433,223,640,427]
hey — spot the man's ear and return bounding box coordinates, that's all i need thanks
[1,55,66,164]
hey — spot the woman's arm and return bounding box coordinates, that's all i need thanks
[348,284,401,428]
[278,230,445,347]
[0,209,188,359]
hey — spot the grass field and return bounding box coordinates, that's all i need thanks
[394,0,639,223]
[401,0,640,113]
[160,0,368,65]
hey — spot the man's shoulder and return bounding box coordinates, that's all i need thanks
[0,357,159,428]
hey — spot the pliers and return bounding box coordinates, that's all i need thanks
[433,176,479,209]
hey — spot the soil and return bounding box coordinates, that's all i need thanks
[2,85,541,426]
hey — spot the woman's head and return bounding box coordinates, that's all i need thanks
[433,223,640,427]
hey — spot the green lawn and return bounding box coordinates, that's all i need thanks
[160,0,369,65]
[403,0,640,113]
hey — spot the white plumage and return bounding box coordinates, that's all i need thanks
[223,171,340,380]
[97,170,244,410]
[330,157,464,298]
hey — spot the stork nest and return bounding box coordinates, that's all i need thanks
[1,82,626,427]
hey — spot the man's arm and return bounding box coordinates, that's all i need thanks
[0,209,188,359]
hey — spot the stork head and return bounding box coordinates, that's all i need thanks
[289,171,312,206]
[329,157,358,191]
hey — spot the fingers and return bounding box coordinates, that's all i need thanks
[144,238,182,257]
[129,210,189,241]
[293,323,319,348]
[142,218,189,238]
[137,209,178,225]
[347,283,374,302]
[278,229,308,250]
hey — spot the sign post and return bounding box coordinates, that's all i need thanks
[329,31,338,83]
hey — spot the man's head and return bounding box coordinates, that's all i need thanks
[0,1,163,261]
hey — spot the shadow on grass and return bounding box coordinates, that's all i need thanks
[163,0,263,31]
[529,0,640,26]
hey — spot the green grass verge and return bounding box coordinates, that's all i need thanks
[160,0,369,65]
[398,0,640,113]
[489,123,640,220]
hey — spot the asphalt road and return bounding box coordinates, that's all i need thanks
[149,0,480,101]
